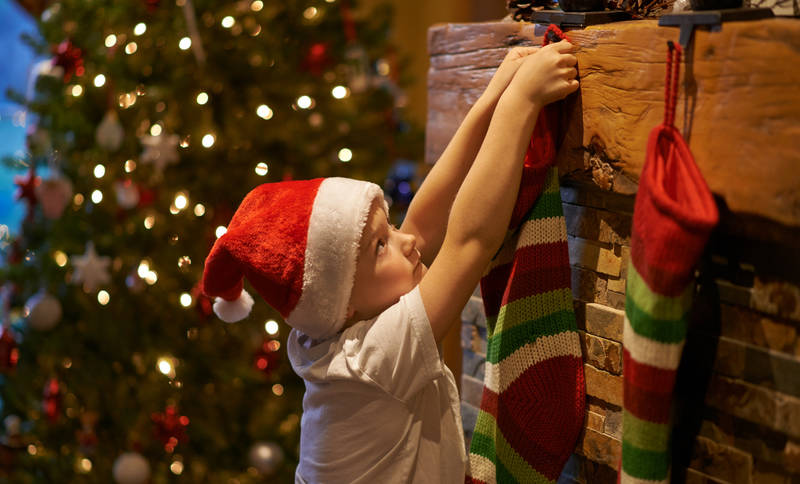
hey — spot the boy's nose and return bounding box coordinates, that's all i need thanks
[401,232,417,256]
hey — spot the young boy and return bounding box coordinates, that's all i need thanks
[201,40,578,483]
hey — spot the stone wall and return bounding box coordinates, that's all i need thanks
[429,19,800,483]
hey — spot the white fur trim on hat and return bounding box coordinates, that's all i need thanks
[286,178,384,339]
[213,289,254,323]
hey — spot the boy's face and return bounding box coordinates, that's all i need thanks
[347,199,427,323]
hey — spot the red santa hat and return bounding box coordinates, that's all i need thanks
[201,177,385,340]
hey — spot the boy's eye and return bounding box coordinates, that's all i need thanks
[376,239,386,255]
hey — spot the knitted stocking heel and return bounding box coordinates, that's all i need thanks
[619,42,718,483]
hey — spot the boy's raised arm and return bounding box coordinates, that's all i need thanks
[419,41,578,343]
[400,47,538,265]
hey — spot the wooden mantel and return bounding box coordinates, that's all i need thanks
[426,18,800,231]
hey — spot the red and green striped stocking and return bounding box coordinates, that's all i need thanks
[466,25,586,484]
[620,41,718,483]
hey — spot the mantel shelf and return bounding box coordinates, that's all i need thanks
[426,18,800,231]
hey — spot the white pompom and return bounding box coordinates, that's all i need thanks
[112,452,150,484]
[213,289,254,323]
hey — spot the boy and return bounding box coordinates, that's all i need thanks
[202,40,578,483]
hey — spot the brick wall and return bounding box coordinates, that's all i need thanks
[456,178,800,482]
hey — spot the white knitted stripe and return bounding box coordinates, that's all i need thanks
[467,454,498,484]
[623,315,685,370]
[620,468,669,484]
[484,331,582,394]
[485,216,566,273]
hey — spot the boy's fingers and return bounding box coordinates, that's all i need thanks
[559,54,578,67]
[551,40,577,53]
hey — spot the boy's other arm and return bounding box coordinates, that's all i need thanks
[419,41,578,343]
[401,47,538,265]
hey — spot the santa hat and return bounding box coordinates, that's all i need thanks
[201,177,385,340]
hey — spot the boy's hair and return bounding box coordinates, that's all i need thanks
[201,177,385,339]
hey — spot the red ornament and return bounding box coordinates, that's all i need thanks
[151,405,189,453]
[14,166,41,220]
[137,185,156,208]
[42,378,62,423]
[303,42,332,76]
[254,339,281,378]
[52,40,85,83]
[143,0,161,13]
[76,411,99,454]
[0,329,19,373]
[191,282,213,319]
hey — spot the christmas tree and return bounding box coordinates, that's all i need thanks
[0,0,421,481]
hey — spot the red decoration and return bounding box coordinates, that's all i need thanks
[76,411,99,454]
[42,378,62,423]
[137,185,156,208]
[254,339,281,378]
[143,0,161,13]
[151,405,189,453]
[52,40,84,83]
[14,166,41,221]
[0,329,19,373]
[302,42,332,76]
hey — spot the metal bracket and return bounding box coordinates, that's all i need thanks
[658,7,774,49]
[529,10,632,29]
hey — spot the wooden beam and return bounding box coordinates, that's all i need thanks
[426,19,800,230]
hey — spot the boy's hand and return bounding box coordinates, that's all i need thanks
[506,40,579,108]
[481,46,540,104]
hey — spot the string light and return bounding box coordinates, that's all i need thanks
[91,190,103,204]
[78,457,92,473]
[179,293,192,307]
[331,85,349,99]
[54,250,68,267]
[338,148,352,162]
[178,255,191,269]
[296,95,313,109]
[150,124,163,136]
[215,226,227,238]
[144,215,155,229]
[157,356,176,378]
[221,16,235,28]
[170,460,184,475]
[134,23,147,36]
[174,192,188,210]
[255,162,269,176]
[196,92,208,105]
[144,270,158,285]
[256,104,273,120]
[70,85,83,97]
[119,92,137,108]
[74,193,84,206]
[193,204,205,216]
[250,1,263,11]
[265,319,279,335]
[137,260,151,278]
[124,160,136,172]
[377,59,391,76]
[180,136,190,148]
[303,7,318,19]
[97,290,110,305]
[104,34,117,48]
[125,42,137,54]
[93,164,105,178]
[179,37,191,50]
[93,75,106,87]
[272,384,284,396]
[201,134,215,148]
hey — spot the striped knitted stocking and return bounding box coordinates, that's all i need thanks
[466,25,586,484]
[619,42,718,483]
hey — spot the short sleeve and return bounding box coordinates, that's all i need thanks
[341,286,444,402]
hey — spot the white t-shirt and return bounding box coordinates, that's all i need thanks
[287,286,467,484]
